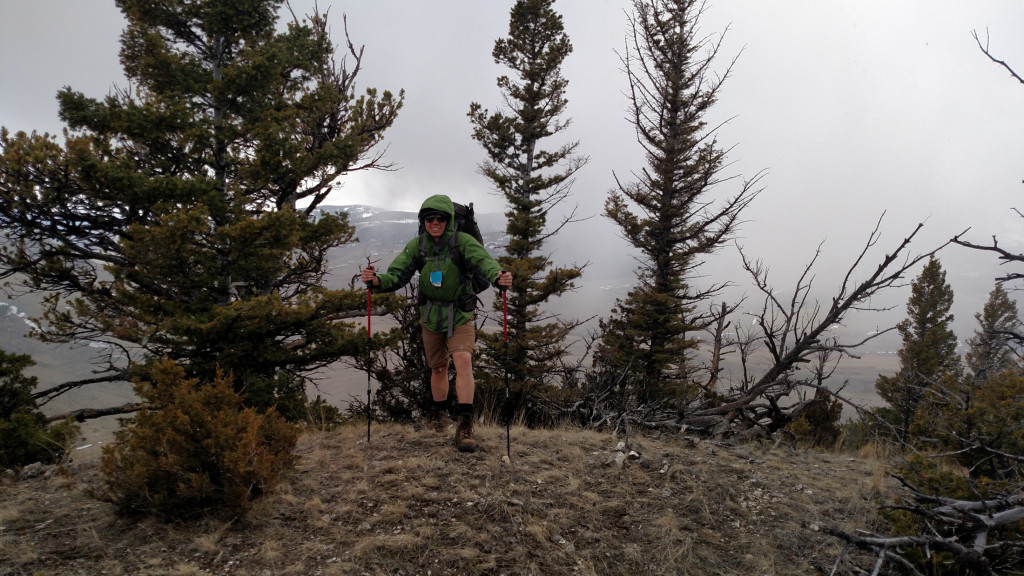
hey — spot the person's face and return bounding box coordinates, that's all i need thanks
[423,212,448,239]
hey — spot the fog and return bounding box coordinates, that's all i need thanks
[3,1,1024,425]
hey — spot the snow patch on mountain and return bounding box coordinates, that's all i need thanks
[0,302,39,331]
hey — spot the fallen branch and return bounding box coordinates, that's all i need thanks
[47,402,144,423]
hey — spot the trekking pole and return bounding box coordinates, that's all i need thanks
[365,270,373,443]
[502,283,510,460]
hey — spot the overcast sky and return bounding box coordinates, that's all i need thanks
[3,0,1024,339]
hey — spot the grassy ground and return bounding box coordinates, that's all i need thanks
[1,422,894,575]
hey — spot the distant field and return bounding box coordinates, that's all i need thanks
[6,287,894,461]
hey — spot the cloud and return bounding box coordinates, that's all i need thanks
[3,0,1024,343]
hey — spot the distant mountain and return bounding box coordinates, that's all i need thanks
[314,204,509,290]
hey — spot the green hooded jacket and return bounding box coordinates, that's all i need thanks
[373,195,503,335]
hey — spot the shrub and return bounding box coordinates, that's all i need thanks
[839,418,874,452]
[0,349,79,470]
[100,358,298,518]
[0,412,79,470]
[785,388,843,448]
[305,395,345,431]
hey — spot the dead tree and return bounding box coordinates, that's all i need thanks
[569,215,947,438]
[684,215,947,437]
[823,477,1024,575]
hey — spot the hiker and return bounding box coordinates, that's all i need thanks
[360,194,513,452]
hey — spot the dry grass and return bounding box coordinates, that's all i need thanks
[0,423,896,575]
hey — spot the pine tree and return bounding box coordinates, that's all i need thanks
[593,0,760,399]
[0,0,403,416]
[0,349,79,469]
[965,283,1020,383]
[874,256,960,444]
[468,0,588,408]
[924,284,1022,476]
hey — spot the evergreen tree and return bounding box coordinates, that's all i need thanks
[0,349,78,469]
[924,284,1022,476]
[468,0,588,407]
[874,256,959,444]
[0,0,403,416]
[594,0,760,399]
[965,283,1020,383]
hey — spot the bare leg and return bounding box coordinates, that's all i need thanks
[430,362,449,402]
[451,350,477,452]
[451,350,474,404]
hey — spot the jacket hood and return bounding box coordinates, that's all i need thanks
[418,195,455,221]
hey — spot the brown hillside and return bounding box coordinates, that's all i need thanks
[1,423,893,575]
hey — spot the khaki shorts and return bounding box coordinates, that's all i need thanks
[422,320,476,369]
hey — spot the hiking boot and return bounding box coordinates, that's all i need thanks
[455,415,477,453]
[419,409,449,434]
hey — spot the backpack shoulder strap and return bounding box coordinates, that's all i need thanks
[415,233,430,268]
[448,231,462,259]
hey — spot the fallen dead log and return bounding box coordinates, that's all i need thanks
[47,402,144,423]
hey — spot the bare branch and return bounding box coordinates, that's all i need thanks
[32,371,131,407]
[973,28,1024,85]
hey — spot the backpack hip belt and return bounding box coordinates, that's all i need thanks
[422,298,459,337]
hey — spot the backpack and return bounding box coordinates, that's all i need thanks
[415,202,493,310]
[416,202,484,246]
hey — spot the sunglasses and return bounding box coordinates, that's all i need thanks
[423,214,448,224]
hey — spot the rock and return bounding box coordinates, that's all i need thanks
[552,534,575,552]
[20,462,45,479]
[614,452,627,468]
